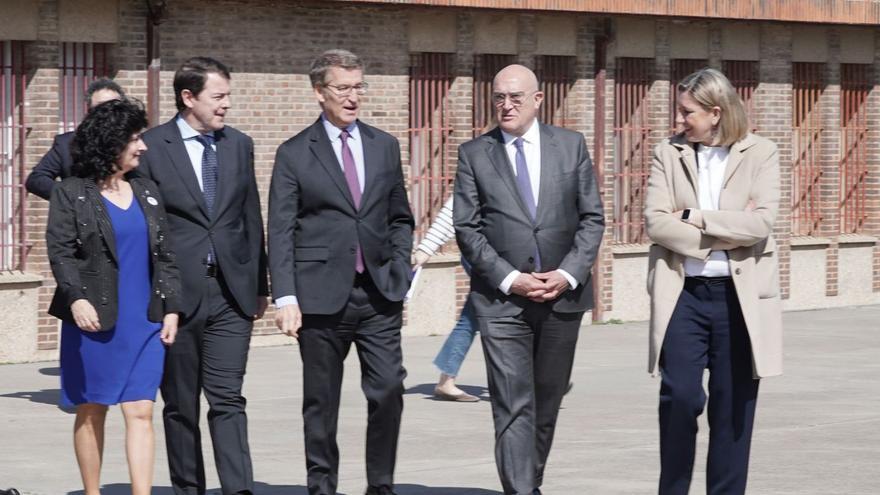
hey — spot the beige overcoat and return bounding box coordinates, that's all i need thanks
[644,133,783,379]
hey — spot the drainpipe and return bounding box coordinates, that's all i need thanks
[146,1,168,127]
[591,19,611,323]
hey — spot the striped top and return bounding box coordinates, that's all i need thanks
[416,195,454,257]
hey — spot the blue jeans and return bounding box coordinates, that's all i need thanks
[433,299,478,377]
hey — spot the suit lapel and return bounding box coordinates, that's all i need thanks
[213,128,236,217]
[84,180,117,262]
[671,135,699,199]
[536,124,558,223]
[484,128,533,222]
[160,121,210,219]
[722,133,756,187]
[358,122,380,209]
[308,120,357,211]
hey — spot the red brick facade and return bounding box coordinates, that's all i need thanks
[3,1,879,353]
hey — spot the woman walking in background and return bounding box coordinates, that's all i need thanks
[46,98,181,495]
[644,68,783,495]
[413,195,481,402]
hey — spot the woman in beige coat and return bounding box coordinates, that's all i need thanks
[645,68,782,495]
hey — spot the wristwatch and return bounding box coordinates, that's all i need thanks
[681,208,691,221]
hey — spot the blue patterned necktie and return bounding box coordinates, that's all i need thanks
[195,134,218,264]
[195,134,218,216]
[514,137,541,270]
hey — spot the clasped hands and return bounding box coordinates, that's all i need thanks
[510,271,570,303]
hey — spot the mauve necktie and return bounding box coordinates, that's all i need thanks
[514,137,541,270]
[340,129,365,273]
[195,134,218,264]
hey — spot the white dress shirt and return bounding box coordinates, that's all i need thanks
[275,116,366,309]
[496,119,578,295]
[321,115,365,192]
[176,115,216,191]
[684,144,732,277]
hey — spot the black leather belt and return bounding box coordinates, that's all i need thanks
[686,275,731,285]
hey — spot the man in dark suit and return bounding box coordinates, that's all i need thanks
[268,49,413,495]
[25,78,124,199]
[454,64,605,495]
[134,57,268,495]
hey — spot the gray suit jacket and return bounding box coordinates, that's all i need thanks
[454,123,605,316]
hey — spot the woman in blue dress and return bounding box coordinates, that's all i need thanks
[46,98,181,495]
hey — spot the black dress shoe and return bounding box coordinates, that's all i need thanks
[0,489,21,495]
[364,487,397,495]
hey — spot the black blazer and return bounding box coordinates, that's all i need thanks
[454,124,605,316]
[26,131,75,200]
[47,177,182,329]
[268,119,414,315]
[133,118,268,317]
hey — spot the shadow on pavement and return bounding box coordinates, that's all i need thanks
[66,483,317,494]
[397,485,502,494]
[403,383,489,401]
[0,388,73,413]
[38,367,60,376]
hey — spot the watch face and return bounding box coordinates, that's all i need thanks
[682,209,691,220]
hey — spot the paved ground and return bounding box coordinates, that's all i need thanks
[1,305,879,494]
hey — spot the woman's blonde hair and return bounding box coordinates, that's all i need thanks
[677,68,749,146]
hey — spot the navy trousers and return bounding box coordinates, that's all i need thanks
[658,277,760,495]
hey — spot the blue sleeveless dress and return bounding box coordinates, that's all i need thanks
[59,197,164,407]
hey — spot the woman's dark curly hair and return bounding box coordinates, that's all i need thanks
[71,98,148,182]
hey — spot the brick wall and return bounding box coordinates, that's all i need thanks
[10,1,880,353]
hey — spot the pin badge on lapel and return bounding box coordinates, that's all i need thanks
[146,196,159,206]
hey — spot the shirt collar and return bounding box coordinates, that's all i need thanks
[500,118,540,146]
[321,114,360,141]
[176,114,215,141]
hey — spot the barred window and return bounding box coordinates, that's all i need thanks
[1,41,27,270]
[409,52,454,241]
[59,42,110,133]
[791,62,825,236]
[613,58,655,244]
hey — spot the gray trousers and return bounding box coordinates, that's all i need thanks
[477,304,583,495]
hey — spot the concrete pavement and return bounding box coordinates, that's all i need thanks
[1,305,879,494]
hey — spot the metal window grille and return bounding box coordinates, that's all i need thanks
[792,62,825,236]
[613,58,655,244]
[723,60,760,130]
[840,63,871,234]
[59,42,110,133]
[1,41,27,271]
[536,55,576,128]
[669,59,708,134]
[409,53,454,241]
[473,54,514,137]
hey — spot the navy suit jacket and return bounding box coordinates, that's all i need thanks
[267,119,414,315]
[26,132,75,200]
[134,118,268,317]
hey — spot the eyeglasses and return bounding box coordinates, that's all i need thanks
[492,91,537,107]
[324,82,369,97]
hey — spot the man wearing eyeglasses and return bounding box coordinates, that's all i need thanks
[268,49,413,495]
[454,64,605,495]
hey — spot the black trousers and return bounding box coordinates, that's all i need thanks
[658,277,760,495]
[477,304,582,495]
[298,273,406,495]
[161,273,254,495]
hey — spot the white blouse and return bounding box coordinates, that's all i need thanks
[684,144,731,277]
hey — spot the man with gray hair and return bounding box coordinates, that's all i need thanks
[268,49,414,495]
[455,64,605,494]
